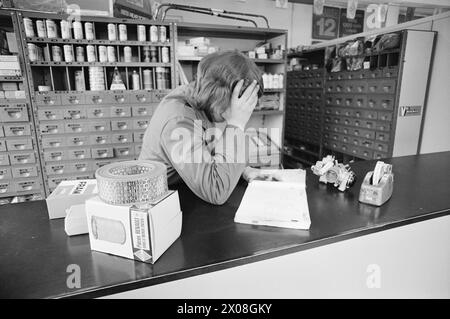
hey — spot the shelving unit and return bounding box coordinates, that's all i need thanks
[175,22,288,168]
[0,10,45,203]
[284,29,436,167]
[16,12,176,195]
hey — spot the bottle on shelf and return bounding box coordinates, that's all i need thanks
[131,70,140,90]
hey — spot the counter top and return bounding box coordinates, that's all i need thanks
[1,152,450,298]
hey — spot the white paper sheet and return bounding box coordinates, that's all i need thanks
[234,171,311,230]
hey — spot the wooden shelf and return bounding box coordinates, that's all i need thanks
[252,109,284,116]
[29,61,172,67]
[177,57,285,64]
[0,76,23,81]
[26,37,172,47]
[264,88,284,93]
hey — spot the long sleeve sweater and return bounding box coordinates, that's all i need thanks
[138,85,247,205]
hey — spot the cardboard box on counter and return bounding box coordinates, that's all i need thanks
[86,191,182,264]
[46,179,98,219]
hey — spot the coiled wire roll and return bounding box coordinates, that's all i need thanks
[95,160,168,205]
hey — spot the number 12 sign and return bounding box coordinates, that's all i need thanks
[312,6,340,40]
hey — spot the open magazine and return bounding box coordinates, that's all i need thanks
[234,169,311,230]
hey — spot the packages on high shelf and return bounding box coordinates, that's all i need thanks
[0,55,21,76]
[246,42,285,60]
[177,37,219,58]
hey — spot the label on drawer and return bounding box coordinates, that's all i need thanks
[0,140,5,152]
[6,138,33,151]
[10,152,36,165]
[12,166,38,178]
[4,124,31,137]
[0,105,29,122]
[0,167,12,180]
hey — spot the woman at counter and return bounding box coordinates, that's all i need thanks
[139,51,263,205]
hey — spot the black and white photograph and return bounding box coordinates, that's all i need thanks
[0,0,449,302]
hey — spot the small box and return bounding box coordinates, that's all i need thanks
[86,191,182,264]
[46,179,98,219]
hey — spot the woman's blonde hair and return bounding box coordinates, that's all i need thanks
[184,50,263,121]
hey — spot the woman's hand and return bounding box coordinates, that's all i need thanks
[222,79,259,131]
[242,166,281,182]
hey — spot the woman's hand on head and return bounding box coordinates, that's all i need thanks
[222,79,259,131]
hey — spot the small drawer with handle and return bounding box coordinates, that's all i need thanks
[42,136,66,149]
[67,148,91,160]
[66,135,89,147]
[45,163,68,175]
[63,107,86,120]
[12,166,38,178]
[112,133,132,144]
[61,93,85,105]
[91,147,113,159]
[89,134,111,145]
[35,93,61,106]
[4,124,31,137]
[40,123,64,135]
[111,106,131,118]
[133,119,149,130]
[0,181,14,194]
[114,146,134,158]
[88,120,111,132]
[6,138,33,151]
[0,167,12,180]
[10,152,36,165]
[132,105,154,117]
[43,150,66,162]
[0,153,10,166]
[65,122,88,134]
[0,104,29,122]
[111,119,132,131]
[87,106,111,119]
[37,109,63,121]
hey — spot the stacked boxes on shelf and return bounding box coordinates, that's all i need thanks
[17,12,176,194]
[0,11,45,203]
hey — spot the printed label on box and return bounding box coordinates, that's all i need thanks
[130,206,153,263]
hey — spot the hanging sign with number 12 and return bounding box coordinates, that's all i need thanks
[312,6,340,40]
